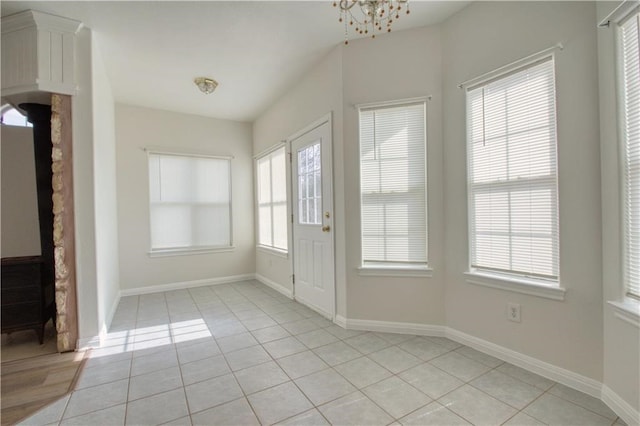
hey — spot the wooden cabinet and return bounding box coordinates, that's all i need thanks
[1,256,55,343]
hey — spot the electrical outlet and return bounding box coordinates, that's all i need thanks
[507,302,521,323]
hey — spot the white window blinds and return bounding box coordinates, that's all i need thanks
[621,11,640,299]
[148,153,231,251]
[360,101,427,265]
[467,57,559,282]
[257,147,288,251]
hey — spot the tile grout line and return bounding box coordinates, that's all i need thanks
[50,280,613,426]
[210,286,268,425]
[60,295,140,424]
[179,287,211,426]
[71,288,457,424]
[230,289,318,426]
[200,296,463,424]
[222,283,343,424]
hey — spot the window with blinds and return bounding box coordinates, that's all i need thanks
[148,152,232,251]
[359,101,427,266]
[257,147,288,252]
[466,57,559,283]
[620,10,640,299]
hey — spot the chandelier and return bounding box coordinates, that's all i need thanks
[334,0,410,44]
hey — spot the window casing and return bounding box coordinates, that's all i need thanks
[257,146,288,252]
[148,152,232,254]
[466,57,559,284]
[359,100,428,268]
[620,10,640,300]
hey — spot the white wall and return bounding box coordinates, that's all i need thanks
[0,125,40,257]
[73,27,100,343]
[442,1,603,380]
[115,104,254,290]
[597,0,640,417]
[253,47,345,312]
[253,27,446,325]
[342,25,446,325]
[65,1,636,420]
[23,1,634,418]
[91,34,120,336]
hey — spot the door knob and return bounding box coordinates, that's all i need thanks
[322,225,331,232]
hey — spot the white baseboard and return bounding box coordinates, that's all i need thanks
[119,273,255,297]
[86,279,639,424]
[602,385,640,426]
[255,273,293,299]
[336,315,446,336]
[101,290,121,338]
[446,328,602,398]
[77,335,102,350]
[77,286,122,351]
[334,314,348,328]
[333,315,637,419]
[294,295,333,320]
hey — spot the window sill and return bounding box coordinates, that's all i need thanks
[148,246,235,258]
[608,300,640,328]
[464,271,566,301]
[256,245,289,259]
[358,264,433,278]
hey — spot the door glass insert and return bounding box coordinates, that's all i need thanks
[298,142,322,225]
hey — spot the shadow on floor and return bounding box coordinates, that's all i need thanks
[1,320,57,363]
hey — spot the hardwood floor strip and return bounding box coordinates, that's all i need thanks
[1,383,70,409]
[1,350,87,426]
[1,396,62,426]
[1,351,82,374]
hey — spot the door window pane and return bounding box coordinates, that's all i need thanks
[298,142,322,225]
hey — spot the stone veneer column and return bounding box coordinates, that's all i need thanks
[51,94,78,352]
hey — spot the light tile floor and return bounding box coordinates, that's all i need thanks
[18,280,626,426]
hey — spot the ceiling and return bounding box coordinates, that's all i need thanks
[1,1,469,122]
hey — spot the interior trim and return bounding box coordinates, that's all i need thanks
[119,273,255,297]
[255,273,293,299]
[333,315,637,424]
[465,271,566,301]
[602,384,640,426]
[608,300,640,328]
[335,315,446,336]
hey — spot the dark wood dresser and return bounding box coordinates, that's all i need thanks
[1,256,55,343]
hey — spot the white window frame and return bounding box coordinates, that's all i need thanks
[357,97,432,278]
[255,144,289,255]
[146,148,234,257]
[611,3,640,325]
[463,53,566,301]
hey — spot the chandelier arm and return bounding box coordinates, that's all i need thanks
[338,0,358,12]
[337,0,409,44]
[346,8,365,26]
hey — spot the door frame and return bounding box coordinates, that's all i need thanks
[286,112,336,320]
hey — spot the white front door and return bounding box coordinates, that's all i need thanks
[291,120,335,319]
